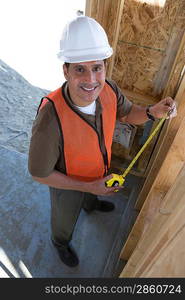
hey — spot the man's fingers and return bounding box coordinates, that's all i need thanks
[168,106,177,118]
[104,174,114,180]
[107,185,124,193]
[160,98,177,119]
[167,101,177,118]
[164,97,174,106]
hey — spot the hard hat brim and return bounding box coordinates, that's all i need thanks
[57,47,113,63]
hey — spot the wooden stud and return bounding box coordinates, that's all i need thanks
[142,30,185,178]
[135,72,185,210]
[106,0,125,79]
[85,0,92,17]
[119,73,185,261]
[162,30,185,98]
[120,165,185,277]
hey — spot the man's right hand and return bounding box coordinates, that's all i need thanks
[85,174,124,196]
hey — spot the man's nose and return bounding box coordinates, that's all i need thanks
[84,70,95,83]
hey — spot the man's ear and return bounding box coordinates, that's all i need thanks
[63,64,69,80]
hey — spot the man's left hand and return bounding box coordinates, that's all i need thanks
[150,97,177,119]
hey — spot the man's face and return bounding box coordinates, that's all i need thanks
[63,60,106,106]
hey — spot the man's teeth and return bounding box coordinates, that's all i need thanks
[82,87,95,91]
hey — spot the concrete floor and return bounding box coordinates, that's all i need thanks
[0,145,142,278]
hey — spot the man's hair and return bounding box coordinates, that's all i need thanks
[64,59,107,69]
[64,62,70,69]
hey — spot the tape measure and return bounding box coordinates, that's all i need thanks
[106,116,167,188]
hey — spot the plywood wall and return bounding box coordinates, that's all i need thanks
[86,0,185,99]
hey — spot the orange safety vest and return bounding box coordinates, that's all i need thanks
[39,82,117,182]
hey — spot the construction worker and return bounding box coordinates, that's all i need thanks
[28,16,177,268]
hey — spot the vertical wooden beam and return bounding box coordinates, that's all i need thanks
[152,0,185,96]
[85,0,125,79]
[120,164,185,277]
[120,110,185,263]
[142,30,185,178]
[85,0,92,17]
[162,30,185,98]
[136,72,185,210]
[119,73,185,262]
[85,0,111,29]
[106,0,125,78]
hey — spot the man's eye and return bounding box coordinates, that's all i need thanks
[75,67,84,73]
[93,66,102,72]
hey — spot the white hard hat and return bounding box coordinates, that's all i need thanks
[57,16,113,63]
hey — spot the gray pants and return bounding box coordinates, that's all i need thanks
[49,187,97,245]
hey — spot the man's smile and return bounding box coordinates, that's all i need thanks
[80,84,100,93]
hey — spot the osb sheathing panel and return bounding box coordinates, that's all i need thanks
[112,0,185,98]
[113,43,162,95]
[119,0,173,48]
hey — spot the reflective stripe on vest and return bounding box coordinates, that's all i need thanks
[39,83,117,182]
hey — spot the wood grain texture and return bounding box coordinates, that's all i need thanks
[120,74,185,261]
[120,165,185,277]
